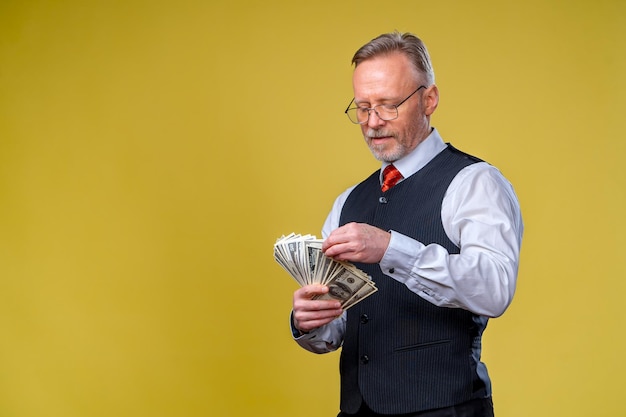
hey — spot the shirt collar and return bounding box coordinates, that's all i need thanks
[380,128,447,184]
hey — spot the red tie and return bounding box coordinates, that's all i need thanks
[381,164,403,192]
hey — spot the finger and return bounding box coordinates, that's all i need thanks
[323,240,357,261]
[322,234,353,257]
[293,296,342,312]
[295,284,329,300]
[322,223,354,251]
[296,316,341,333]
[293,306,343,332]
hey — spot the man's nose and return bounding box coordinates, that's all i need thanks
[367,109,385,128]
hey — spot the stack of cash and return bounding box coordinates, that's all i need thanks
[274,233,378,310]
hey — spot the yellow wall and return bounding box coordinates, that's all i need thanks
[1,1,624,416]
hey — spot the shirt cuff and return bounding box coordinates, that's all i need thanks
[289,311,309,339]
[379,230,424,281]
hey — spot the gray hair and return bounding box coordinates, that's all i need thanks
[352,31,435,86]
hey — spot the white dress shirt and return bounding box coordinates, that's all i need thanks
[294,128,523,355]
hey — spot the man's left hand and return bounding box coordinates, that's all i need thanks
[322,222,391,264]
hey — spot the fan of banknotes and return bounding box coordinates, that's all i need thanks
[274,233,378,310]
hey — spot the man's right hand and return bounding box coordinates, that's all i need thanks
[292,285,343,333]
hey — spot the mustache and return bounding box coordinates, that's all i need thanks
[365,129,395,139]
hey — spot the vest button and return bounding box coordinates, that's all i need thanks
[379,197,387,204]
[360,314,369,324]
[360,355,369,364]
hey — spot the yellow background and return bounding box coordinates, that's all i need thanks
[1,1,624,416]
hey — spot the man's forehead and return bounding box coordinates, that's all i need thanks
[353,56,416,99]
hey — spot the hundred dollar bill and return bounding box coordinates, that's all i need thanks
[274,233,377,310]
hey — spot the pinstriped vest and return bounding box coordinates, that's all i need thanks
[338,145,486,414]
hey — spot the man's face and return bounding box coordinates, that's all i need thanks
[352,52,436,162]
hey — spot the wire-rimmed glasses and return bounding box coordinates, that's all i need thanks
[344,85,426,124]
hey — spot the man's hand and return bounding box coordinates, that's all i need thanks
[322,222,391,263]
[293,285,343,333]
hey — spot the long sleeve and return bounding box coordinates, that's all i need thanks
[290,311,346,353]
[380,162,523,317]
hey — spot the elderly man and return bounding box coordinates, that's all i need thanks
[290,32,523,417]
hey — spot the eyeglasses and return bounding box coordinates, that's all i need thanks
[344,85,426,124]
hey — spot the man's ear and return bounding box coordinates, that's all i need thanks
[424,84,439,116]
